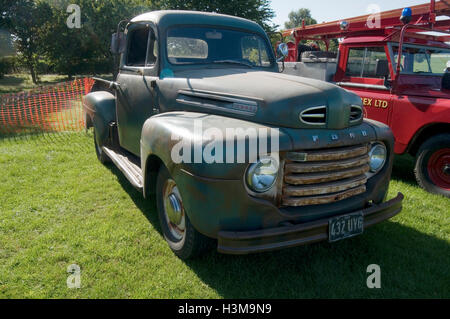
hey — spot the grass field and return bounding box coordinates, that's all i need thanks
[0,74,112,94]
[0,132,448,299]
[0,74,69,94]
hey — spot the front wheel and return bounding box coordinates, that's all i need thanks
[156,165,214,259]
[414,134,450,197]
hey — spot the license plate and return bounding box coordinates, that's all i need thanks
[329,212,364,242]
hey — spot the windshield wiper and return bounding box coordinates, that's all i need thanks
[212,60,253,68]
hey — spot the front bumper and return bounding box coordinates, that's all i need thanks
[217,193,403,254]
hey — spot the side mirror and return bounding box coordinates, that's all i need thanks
[276,43,289,62]
[111,32,126,54]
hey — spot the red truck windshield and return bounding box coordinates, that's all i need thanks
[390,43,450,76]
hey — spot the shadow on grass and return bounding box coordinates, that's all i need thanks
[108,163,449,298]
[0,75,25,86]
[392,154,418,186]
[0,74,69,93]
[107,164,162,235]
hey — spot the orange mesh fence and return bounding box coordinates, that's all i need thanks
[0,78,95,135]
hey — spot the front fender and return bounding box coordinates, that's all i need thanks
[140,111,291,182]
[140,111,290,237]
[82,91,116,146]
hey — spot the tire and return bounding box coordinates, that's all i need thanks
[93,129,110,164]
[156,165,214,259]
[414,134,450,197]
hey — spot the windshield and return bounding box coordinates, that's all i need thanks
[391,43,450,76]
[166,26,274,68]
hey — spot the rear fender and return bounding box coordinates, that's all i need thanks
[82,91,116,146]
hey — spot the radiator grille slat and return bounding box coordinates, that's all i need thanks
[286,144,369,162]
[285,154,370,174]
[284,164,369,185]
[282,144,369,207]
[282,185,366,207]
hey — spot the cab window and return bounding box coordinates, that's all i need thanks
[241,36,270,67]
[167,37,208,59]
[127,26,149,66]
[346,47,389,78]
[146,30,157,66]
[392,44,450,75]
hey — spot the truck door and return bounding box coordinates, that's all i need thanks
[116,23,159,156]
[338,46,393,125]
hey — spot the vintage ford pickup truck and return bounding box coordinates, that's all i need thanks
[83,10,403,259]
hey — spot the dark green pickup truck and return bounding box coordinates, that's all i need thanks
[83,10,403,259]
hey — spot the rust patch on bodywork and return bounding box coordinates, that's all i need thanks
[285,144,369,162]
[285,164,369,185]
[282,185,366,206]
[283,175,367,197]
[285,154,370,174]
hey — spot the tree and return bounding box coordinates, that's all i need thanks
[283,8,339,53]
[159,0,276,32]
[2,0,277,79]
[284,8,316,29]
[40,0,157,79]
[0,31,15,57]
[1,0,51,83]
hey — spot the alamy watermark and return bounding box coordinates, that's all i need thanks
[170,120,280,164]
[66,4,81,29]
[366,4,381,29]
[67,264,81,289]
[366,264,381,289]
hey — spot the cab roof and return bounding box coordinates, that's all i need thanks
[130,10,265,34]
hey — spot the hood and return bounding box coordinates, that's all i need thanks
[157,68,363,129]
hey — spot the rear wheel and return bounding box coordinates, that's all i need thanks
[93,129,110,164]
[414,134,450,197]
[156,165,214,259]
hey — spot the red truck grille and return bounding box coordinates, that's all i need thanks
[281,144,370,206]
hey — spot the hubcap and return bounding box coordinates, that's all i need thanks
[427,148,450,190]
[443,164,450,176]
[162,179,186,241]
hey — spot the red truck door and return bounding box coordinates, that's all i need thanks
[336,46,393,125]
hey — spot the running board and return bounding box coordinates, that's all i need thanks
[102,146,143,190]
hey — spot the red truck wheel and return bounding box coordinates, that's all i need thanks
[414,134,450,197]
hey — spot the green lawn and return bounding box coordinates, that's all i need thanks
[0,74,113,94]
[0,132,448,298]
[0,74,68,94]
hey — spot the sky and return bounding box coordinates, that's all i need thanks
[270,0,430,29]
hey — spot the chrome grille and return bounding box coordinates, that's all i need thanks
[299,106,326,125]
[282,144,370,207]
[350,105,363,123]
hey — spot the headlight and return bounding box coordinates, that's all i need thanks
[368,143,387,173]
[246,156,279,193]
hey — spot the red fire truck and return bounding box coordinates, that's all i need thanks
[277,0,450,197]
